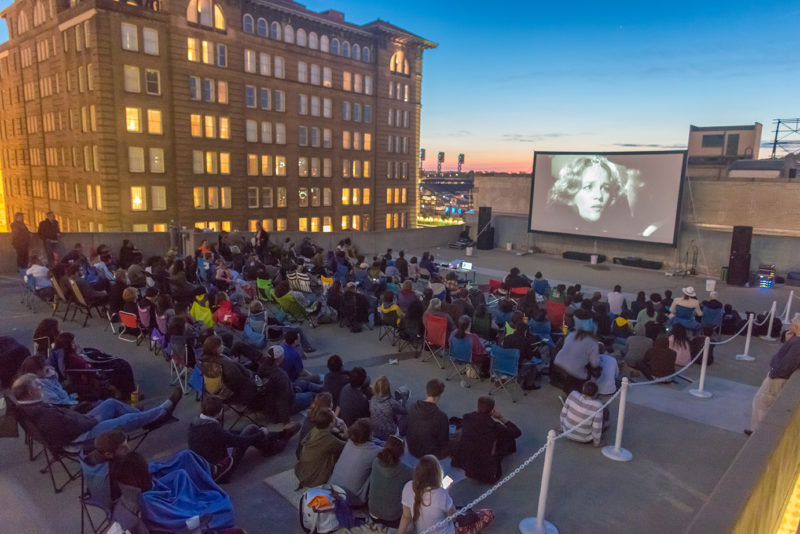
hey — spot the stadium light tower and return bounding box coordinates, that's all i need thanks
[457,153,465,173]
[437,151,444,174]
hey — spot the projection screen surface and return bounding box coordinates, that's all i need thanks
[529,151,687,245]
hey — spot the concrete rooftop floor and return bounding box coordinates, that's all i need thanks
[0,246,793,533]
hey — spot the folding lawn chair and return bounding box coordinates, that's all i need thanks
[16,408,81,493]
[276,292,318,328]
[378,310,399,345]
[445,335,476,386]
[256,278,276,303]
[167,336,190,395]
[117,312,144,344]
[51,276,72,320]
[488,345,525,403]
[422,314,448,369]
[69,280,105,327]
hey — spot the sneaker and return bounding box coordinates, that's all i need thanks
[394,386,410,404]
[212,455,235,482]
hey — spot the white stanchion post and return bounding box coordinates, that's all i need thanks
[761,301,778,341]
[519,430,559,534]
[603,378,633,462]
[736,313,756,361]
[690,337,713,398]
[781,290,794,323]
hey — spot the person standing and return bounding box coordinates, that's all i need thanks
[37,211,61,267]
[746,317,800,435]
[11,212,32,273]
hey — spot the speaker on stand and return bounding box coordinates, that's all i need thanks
[727,226,753,286]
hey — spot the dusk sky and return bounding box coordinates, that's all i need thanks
[2,0,798,172]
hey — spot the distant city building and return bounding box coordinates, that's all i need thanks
[0,0,435,232]
[687,123,762,179]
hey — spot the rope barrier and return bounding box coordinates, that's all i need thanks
[629,346,705,387]
[709,319,751,345]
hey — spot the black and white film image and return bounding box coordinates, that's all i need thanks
[529,151,686,244]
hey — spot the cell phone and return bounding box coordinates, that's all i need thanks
[442,475,454,489]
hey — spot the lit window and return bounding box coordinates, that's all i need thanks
[190,114,202,137]
[298,187,308,207]
[125,107,142,132]
[341,215,349,230]
[323,216,332,232]
[402,188,407,203]
[364,161,371,178]
[298,156,308,176]
[143,28,158,55]
[342,131,351,149]
[342,188,350,205]
[354,74,362,93]
[277,187,287,207]
[363,188,370,204]
[310,217,319,232]
[121,23,138,51]
[206,151,218,174]
[201,40,212,64]
[96,185,103,210]
[207,187,219,209]
[365,75,373,95]
[214,5,226,31]
[130,186,146,210]
[219,117,230,139]
[276,218,286,231]
[187,37,199,61]
[218,81,228,103]
[343,71,352,91]
[247,154,258,176]
[147,110,162,134]
[342,159,350,178]
[128,146,145,172]
[244,49,256,73]
[221,186,231,208]
[220,153,230,174]
[395,188,401,204]
[193,186,205,208]
[150,148,165,173]
[261,155,272,176]
[386,213,392,229]
[364,133,372,151]
[123,65,140,92]
[298,217,308,232]
[311,157,320,176]
[386,189,393,204]
[151,186,166,210]
[275,155,286,176]
[352,188,360,205]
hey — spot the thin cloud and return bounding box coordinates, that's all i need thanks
[503,132,569,143]
[613,143,686,148]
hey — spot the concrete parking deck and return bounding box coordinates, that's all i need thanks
[0,248,792,533]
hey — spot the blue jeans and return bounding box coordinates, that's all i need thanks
[74,399,166,444]
[291,392,313,415]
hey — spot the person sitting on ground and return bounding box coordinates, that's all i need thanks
[257,346,313,423]
[552,308,601,394]
[322,354,350,407]
[504,267,531,289]
[279,330,322,391]
[294,407,347,488]
[396,280,418,315]
[593,350,619,395]
[607,284,627,318]
[406,379,450,459]
[645,313,668,341]
[663,289,674,310]
[419,251,438,275]
[721,303,745,335]
[503,311,535,362]
[560,381,608,448]
[549,283,568,303]
[338,366,372,426]
[452,396,522,484]
[622,331,653,372]
[370,375,408,440]
[689,327,715,366]
[532,271,551,298]
[329,418,382,506]
[296,392,348,459]
[379,290,404,326]
[669,323,692,366]
[635,300,657,336]
[638,334,677,380]
[471,304,497,341]
[611,316,632,355]
[188,396,299,483]
[12,373,180,448]
[517,288,540,319]
[19,354,78,406]
[630,291,647,318]
[398,455,494,534]
[368,436,413,529]
[649,292,664,314]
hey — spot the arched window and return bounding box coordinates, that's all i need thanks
[361,47,370,62]
[352,44,360,60]
[389,51,401,72]
[186,0,198,23]
[283,24,294,44]
[33,1,46,26]
[214,5,225,30]
[320,34,329,52]
[308,31,318,49]
[342,41,350,58]
[296,28,307,47]
[18,11,29,33]
[404,59,410,74]
[270,21,281,40]
[330,38,339,55]
[242,14,254,33]
[256,18,267,37]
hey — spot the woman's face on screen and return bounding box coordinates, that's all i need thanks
[573,164,612,221]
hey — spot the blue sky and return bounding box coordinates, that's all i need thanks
[2,0,798,171]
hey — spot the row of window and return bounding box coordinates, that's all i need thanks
[191,115,232,140]
[24,178,103,214]
[128,146,165,173]
[124,65,162,95]
[126,108,163,135]
[240,14,371,63]
[244,85,285,110]
[121,23,159,55]
[245,121,286,144]
[385,212,408,229]
[388,108,411,129]
[295,61,331,86]
[189,76,228,103]
[2,144,101,172]
[299,95,334,118]
[388,136,411,154]
[187,38,230,68]
[130,185,168,211]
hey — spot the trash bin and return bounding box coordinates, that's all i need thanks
[506,242,512,251]
[720,266,728,282]
[465,246,474,257]
[590,254,599,265]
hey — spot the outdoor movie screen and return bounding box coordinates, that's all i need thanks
[529,150,687,245]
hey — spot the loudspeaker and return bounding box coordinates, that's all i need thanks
[476,227,494,250]
[728,253,751,286]
[730,226,752,256]
[478,207,492,234]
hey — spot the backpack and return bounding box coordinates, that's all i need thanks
[298,484,351,534]
[242,314,268,348]
[190,295,214,329]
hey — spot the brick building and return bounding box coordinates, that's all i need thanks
[0,0,435,233]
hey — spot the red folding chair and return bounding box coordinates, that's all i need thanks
[486,279,507,306]
[509,286,528,302]
[118,311,144,345]
[422,314,448,369]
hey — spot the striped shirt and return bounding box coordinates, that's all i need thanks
[560,391,604,445]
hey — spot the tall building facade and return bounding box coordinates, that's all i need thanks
[0,0,435,233]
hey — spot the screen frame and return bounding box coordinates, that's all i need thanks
[527,149,688,247]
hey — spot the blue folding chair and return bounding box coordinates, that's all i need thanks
[488,345,524,403]
[79,452,113,534]
[445,335,476,386]
[701,306,723,337]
